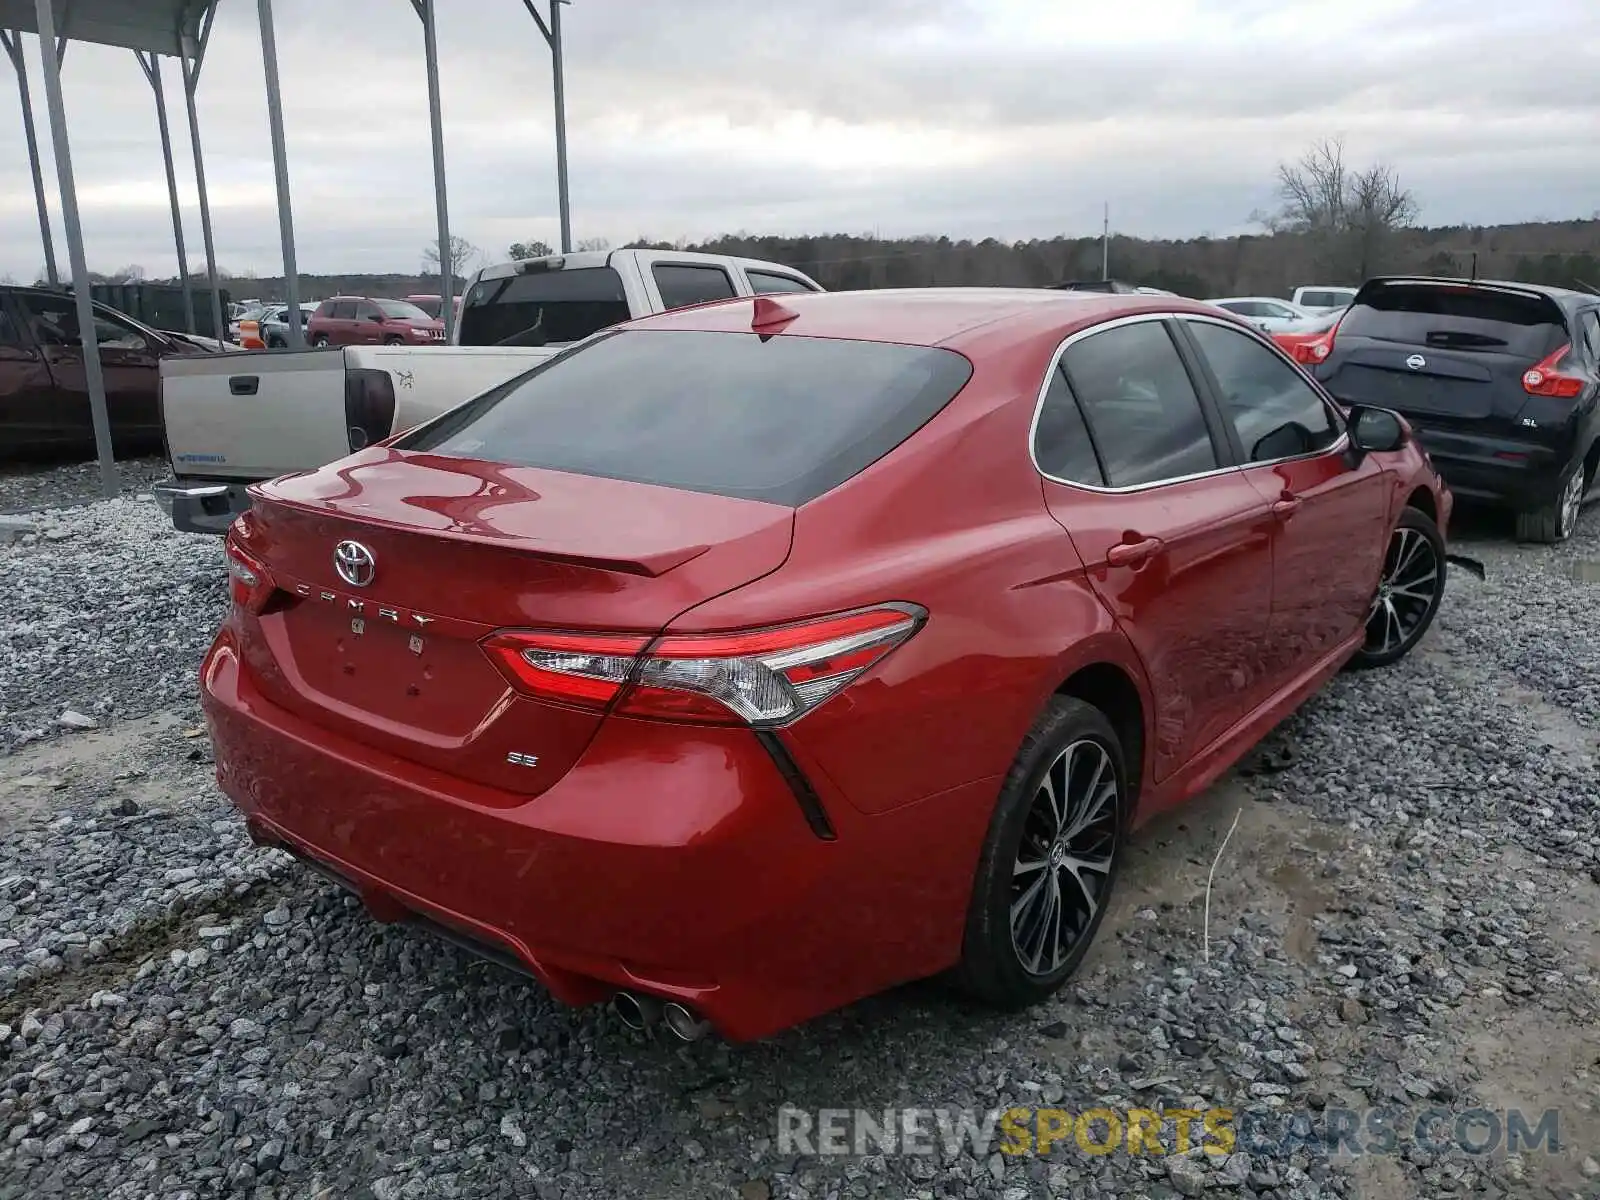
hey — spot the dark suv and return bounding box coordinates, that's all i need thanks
[1312,277,1599,541]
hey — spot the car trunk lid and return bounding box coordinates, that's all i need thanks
[233,447,795,795]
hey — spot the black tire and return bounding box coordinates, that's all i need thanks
[955,696,1126,1009]
[266,336,285,349]
[1349,506,1446,670]
[1515,459,1588,544]
[383,335,405,346]
[311,334,331,349]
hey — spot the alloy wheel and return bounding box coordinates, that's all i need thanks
[1009,739,1119,976]
[1365,525,1440,656]
[1559,467,1586,539]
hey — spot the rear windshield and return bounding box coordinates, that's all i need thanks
[395,329,974,506]
[458,267,633,348]
[409,297,442,318]
[1299,290,1352,308]
[1339,283,1568,358]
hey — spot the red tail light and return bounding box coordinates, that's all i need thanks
[1290,319,1344,366]
[1522,345,1586,399]
[482,604,924,727]
[224,537,274,614]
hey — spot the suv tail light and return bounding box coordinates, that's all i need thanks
[345,367,397,451]
[225,537,274,614]
[482,604,925,727]
[1522,344,1586,398]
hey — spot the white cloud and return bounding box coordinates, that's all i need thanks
[0,0,1594,279]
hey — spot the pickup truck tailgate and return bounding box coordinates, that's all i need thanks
[344,345,553,434]
[161,350,352,481]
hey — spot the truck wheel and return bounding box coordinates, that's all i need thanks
[1516,462,1587,543]
[311,334,331,349]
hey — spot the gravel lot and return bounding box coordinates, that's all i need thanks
[2,458,1598,1200]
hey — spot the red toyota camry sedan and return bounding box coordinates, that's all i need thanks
[201,288,1451,1042]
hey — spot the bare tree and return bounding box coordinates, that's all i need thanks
[1262,137,1417,281]
[575,236,610,252]
[109,263,147,283]
[508,239,553,260]
[423,236,480,284]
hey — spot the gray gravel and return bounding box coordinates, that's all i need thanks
[1,476,1598,1200]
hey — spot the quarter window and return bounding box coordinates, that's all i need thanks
[1032,366,1104,485]
[652,264,736,310]
[1186,320,1340,463]
[1060,321,1220,488]
[747,271,815,295]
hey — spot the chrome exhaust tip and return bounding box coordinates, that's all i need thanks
[611,991,660,1031]
[661,1001,712,1042]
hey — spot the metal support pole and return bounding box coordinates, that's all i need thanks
[182,2,225,343]
[1,30,58,286]
[256,0,302,346]
[138,51,194,333]
[33,0,116,495]
[550,0,571,255]
[413,0,455,342]
[523,0,573,254]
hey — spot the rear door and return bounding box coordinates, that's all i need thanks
[87,306,164,445]
[1178,315,1391,673]
[1034,315,1275,783]
[16,291,91,448]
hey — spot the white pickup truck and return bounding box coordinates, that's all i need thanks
[153,248,822,532]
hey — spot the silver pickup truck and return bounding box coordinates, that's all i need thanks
[154,248,822,532]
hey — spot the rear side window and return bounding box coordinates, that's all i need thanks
[397,329,973,507]
[459,267,630,347]
[1300,290,1350,309]
[653,264,736,310]
[330,301,356,319]
[1033,366,1104,485]
[1186,321,1339,462]
[1339,284,1569,359]
[1061,321,1220,488]
[747,271,815,295]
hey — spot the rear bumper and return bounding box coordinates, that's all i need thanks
[153,477,253,535]
[199,628,995,1040]
[1417,439,1571,510]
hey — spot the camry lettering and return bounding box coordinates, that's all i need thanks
[378,608,399,622]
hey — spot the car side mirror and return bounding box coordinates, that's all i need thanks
[1348,406,1409,456]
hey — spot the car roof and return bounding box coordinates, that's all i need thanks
[625,287,1235,350]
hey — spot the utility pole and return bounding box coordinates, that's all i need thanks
[1101,202,1109,281]
[521,0,573,254]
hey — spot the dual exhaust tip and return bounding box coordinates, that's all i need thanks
[611,991,712,1042]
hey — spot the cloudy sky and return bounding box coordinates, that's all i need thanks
[0,0,1596,280]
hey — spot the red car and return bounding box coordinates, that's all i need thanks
[202,290,1451,1041]
[307,296,444,348]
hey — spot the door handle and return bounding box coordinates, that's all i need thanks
[229,376,260,396]
[1106,536,1164,567]
[1271,493,1302,519]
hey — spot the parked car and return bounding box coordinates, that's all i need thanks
[1206,296,1320,334]
[155,249,824,532]
[1292,285,1358,315]
[1307,276,1599,542]
[260,303,318,349]
[0,285,236,460]
[201,287,1451,1042]
[405,294,462,322]
[228,303,268,344]
[307,297,445,348]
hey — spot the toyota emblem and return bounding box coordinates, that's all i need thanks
[334,540,377,588]
[1405,354,1426,370]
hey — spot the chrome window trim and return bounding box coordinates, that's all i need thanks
[1027,310,1349,496]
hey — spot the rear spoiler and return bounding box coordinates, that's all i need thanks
[1353,276,1565,307]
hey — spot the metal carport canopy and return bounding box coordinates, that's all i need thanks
[0,0,205,52]
[1,0,213,497]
